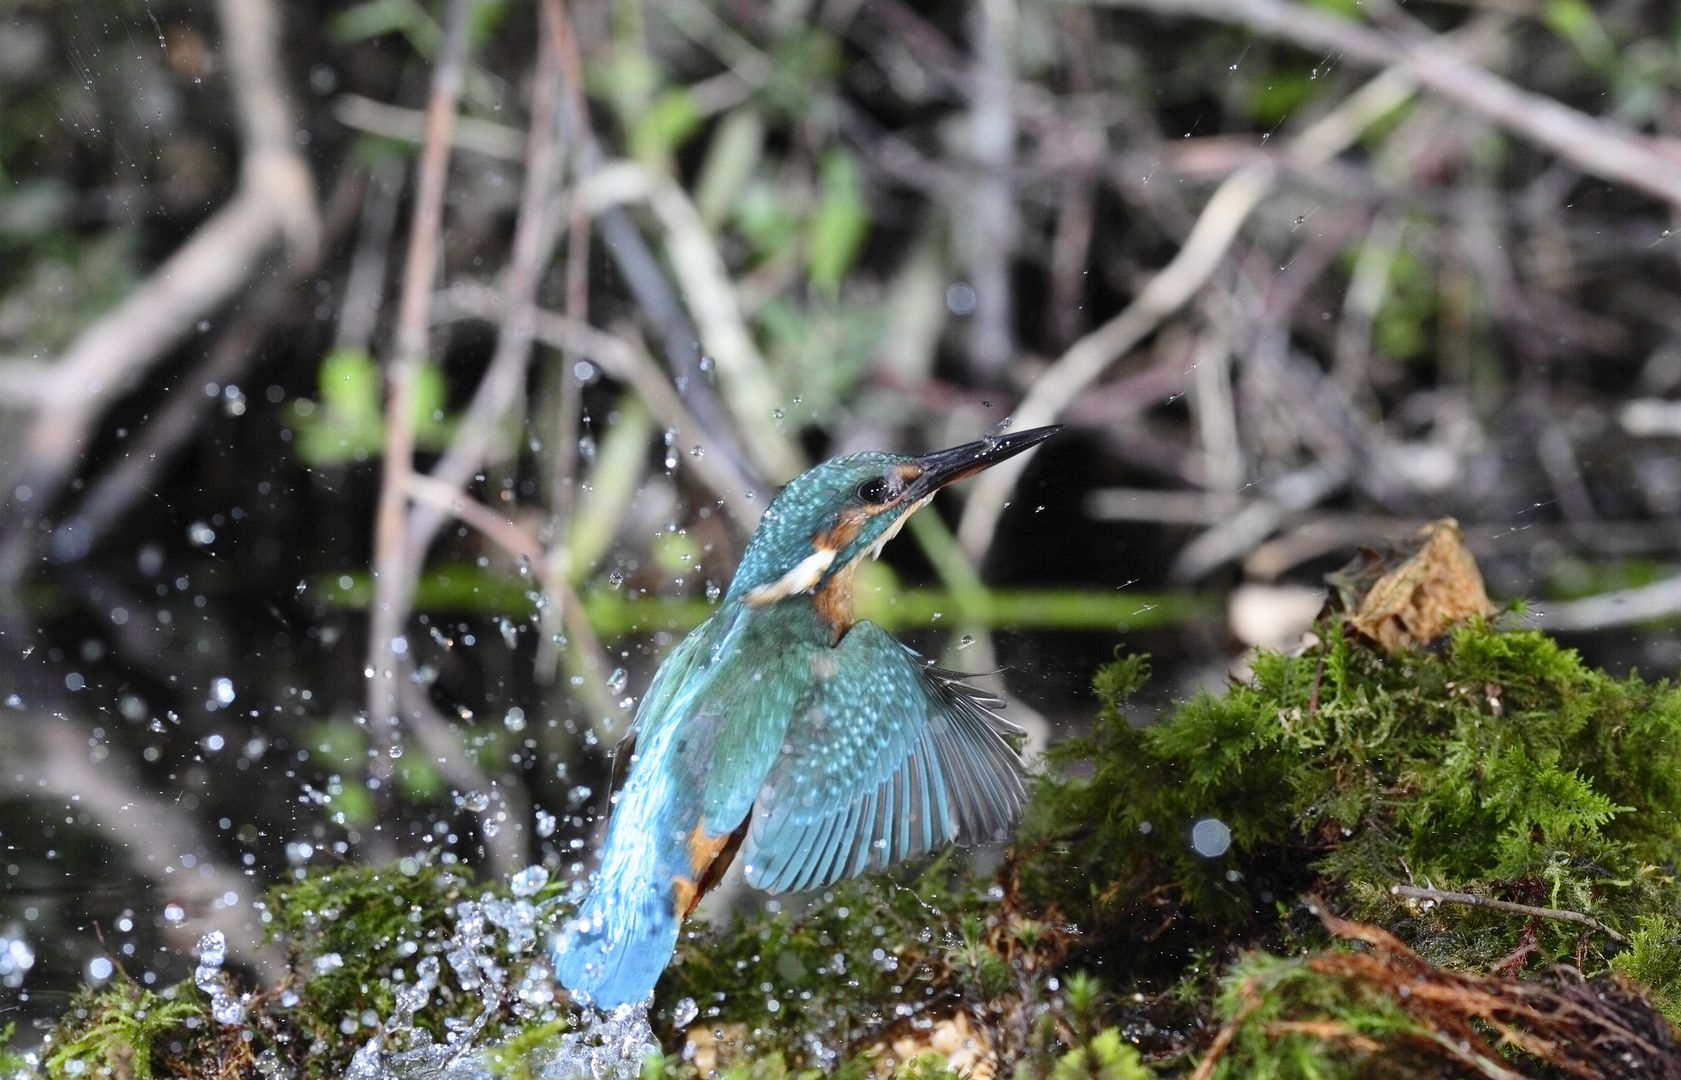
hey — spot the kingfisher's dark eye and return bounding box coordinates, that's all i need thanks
[856,477,892,504]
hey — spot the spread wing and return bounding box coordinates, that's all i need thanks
[740,620,1026,894]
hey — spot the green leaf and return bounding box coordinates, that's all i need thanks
[806,149,868,293]
[630,87,702,165]
[695,109,766,230]
[329,0,441,55]
[318,347,383,424]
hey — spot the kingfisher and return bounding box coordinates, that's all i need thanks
[551,425,1060,1009]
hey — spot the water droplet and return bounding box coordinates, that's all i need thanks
[672,996,698,1028]
[503,707,526,732]
[511,865,549,897]
[535,810,557,837]
[1191,817,1232,857]
[608,571,624,588]
[462,791,491,813]
[772,408,784,420]
[689,445,704,458]
[705,580,721,602]
[958,635,975,649]
[606,667,628,693]
[578,434,597,462]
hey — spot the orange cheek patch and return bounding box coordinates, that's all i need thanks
[814,508,868,554]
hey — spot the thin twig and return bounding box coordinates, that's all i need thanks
[1392,883,1628,944]
[366,0,475,771]
[404,473,625,740]
[401,3,566,572]
[543,6,763,490]
[966,0,1018,383]
[955,33,1440,563]
[332,93,527,161]
[1079,0,1681,209]
[955,160,1276,561]
[335,157,407,354]
[435,282,763,525]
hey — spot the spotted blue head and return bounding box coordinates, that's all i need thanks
[723,426,1061,624]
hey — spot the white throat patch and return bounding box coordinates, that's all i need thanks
[867,495,933,562]
[745,547,837,606]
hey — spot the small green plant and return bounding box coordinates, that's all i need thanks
[289,348,454,466]
[42,979,204,1080]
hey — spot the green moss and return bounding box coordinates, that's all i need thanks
[41,980,204,1080]
[1201,951,1432,1079]
[1611,914,1681,1025]
[262,860,481,1060]
[1022,622,1681,977]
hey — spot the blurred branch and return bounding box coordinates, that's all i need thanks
[1077,0,1681,208]
[1171,460,1350,581]
[577,162,804,485]
[1532,576,1681,632]
[0,0,318,588]
[542,3,768,493]
[955,161,1276,561]
[366,0,476,771]
[404,473,623,740]
[335,157,407,355]
[636,168,805,482]
[1332,210,1406,400]
[4,718,287,981]
[967,0,1018,383]
[437,282,762,526]
[402,12,566,572]
[332,93,527,161]
[395,664,530,879]
[48,167,369,565]
[956,32,1454,563]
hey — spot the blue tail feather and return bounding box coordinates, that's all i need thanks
[552,881,678,1010]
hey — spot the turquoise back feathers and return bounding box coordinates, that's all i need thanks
[552,426,1060,1009]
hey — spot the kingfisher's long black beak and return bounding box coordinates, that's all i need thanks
[909,425,1062,496]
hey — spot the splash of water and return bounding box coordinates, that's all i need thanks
[539,1001,657,1080]
[194,931,249,1025]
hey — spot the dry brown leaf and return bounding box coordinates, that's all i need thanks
[1328,518,1496,652]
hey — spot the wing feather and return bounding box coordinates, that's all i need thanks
[742,621,1026,893]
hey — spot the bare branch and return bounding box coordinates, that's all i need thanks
[966,0,1018,382]
[366,0,476,768]
[401,11,567,571]
[332,93,527,161]
[1392,883,1628,943]
[1077,0,1681,208]
[437,283,762,526]
[2,718,287,981]
[0,0,318,586]
[955,161,1276,561]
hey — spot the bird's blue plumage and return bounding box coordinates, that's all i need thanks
[551,427,1058,1010]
